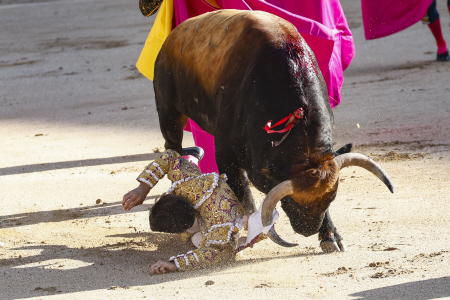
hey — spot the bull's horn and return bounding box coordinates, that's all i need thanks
[266,227,298,247]
[334,153,394,193]
[261,180,298,247]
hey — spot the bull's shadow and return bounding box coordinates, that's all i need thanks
[0,231,315,300]
[350,277,450,300]
[0,199,157,229]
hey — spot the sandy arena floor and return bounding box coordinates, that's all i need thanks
[1,0,449,299]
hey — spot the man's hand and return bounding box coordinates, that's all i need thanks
[122,182,151,211]
[151,260,178,274]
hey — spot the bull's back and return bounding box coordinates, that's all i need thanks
[155,10,300,105]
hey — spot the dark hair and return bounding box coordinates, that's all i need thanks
[149,193,196,233]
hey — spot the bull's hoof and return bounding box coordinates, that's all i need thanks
[320,239,346,253]
[319,227,346,253]
[320,240,340,253]
[320,238,347,253]
[337,240,347,252]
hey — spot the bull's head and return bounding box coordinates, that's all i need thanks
[261,152,394,247]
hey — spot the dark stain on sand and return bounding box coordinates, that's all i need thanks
[39,37,130,52]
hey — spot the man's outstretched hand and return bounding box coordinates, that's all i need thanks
[151,260,178,274]
[122,182,151,211]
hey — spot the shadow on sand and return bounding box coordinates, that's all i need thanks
[1,229,317,300]
[0,152,161,176]
[350,277,450,300]
[0,199,158,229]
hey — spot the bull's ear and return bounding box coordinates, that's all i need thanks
[336,143,352,155]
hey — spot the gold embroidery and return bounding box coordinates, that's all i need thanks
[139,0,163,17]
[140,150,247,271]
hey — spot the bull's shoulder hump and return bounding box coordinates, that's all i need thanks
[156,9,303,98]
[170,9,299,44]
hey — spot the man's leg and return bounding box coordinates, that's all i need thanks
[426,0,449,61]
[448,0,450,27]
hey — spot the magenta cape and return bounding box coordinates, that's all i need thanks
[361,0,434,40]
[177,0,355,172]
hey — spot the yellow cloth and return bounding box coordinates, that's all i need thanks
[136,0,174,81]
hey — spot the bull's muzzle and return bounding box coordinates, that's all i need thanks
[261,153,394,247]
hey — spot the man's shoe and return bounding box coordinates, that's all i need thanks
[437,51,450,61]
[182,147,205,161]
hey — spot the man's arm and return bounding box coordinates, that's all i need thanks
[122,150,180,211]
[167,246,235,272]
[122,182,151,211]
[150,260,178,274]
[150,245,235,274]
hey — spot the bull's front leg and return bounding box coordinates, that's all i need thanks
[215,144,256,215]
[315,143,352,253]
[318,209,346,253]
[239,169,257,214]
[155,104,188,154]
[154,74,189,154]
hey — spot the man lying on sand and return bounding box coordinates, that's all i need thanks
[122,148,277,274]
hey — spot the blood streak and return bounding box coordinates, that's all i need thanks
[284,38,319,82]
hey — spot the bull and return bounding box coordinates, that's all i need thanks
[153,9,394,252]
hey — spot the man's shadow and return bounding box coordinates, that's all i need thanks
[1,228,314,300]
[0,153,160,176]
[1,151,315,299]
[0,198,157,229]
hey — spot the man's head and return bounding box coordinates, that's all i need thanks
[149,193,196,233]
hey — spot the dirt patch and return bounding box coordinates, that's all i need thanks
[372,151,428,162]
[0,59,41,68]
[370,268,414,279]
[322,266,353,277]
[353,140,450,154]
[0,0,57,4]
[408,251,449,262]
[38,37,130,52]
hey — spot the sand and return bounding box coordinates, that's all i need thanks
[1,0,449,299]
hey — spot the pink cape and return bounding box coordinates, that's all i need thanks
[176,0,355,173]
[361,0,434,40]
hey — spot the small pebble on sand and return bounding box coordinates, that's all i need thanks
[205,280,215,286]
